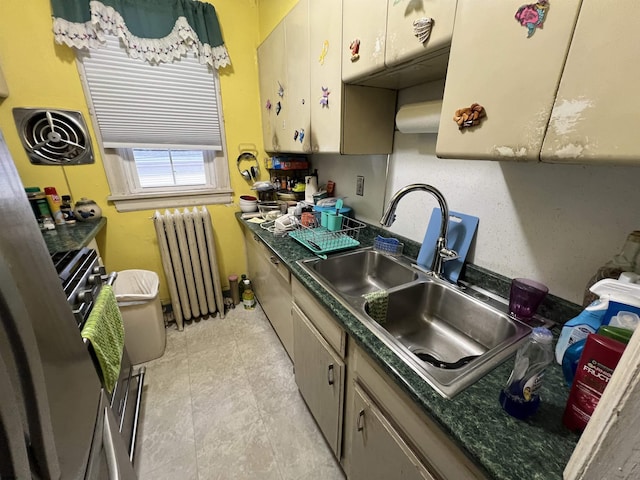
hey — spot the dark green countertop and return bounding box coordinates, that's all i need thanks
[238,213,579,480]
[41,217,107,254]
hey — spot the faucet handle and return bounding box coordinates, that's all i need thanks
[440,247,459,262]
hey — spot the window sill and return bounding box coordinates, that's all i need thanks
[108,189,234,212]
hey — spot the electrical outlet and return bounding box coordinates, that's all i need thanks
[356,175,365,196]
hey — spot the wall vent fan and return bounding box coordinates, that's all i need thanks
[12,108,94,165]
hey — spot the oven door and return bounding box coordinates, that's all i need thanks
[85,390,137,480]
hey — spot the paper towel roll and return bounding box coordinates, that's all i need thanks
[395,100,442,134]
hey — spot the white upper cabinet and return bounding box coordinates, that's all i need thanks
[385,0,456,68]
[541,0,640,165]
[259,0,396,155]
[257,0,310,154]
[309,0,397,155]
[309,0,344,152]
[436,0,582,161]
[341,0,388,83]
[342,0,455,89]
[257,23,286,153]
[280,0,311,153]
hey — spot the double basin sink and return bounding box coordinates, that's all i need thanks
[298,248,536,398]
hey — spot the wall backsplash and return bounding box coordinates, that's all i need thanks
[313,83,640,306]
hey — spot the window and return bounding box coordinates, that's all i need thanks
[76,35,232,212]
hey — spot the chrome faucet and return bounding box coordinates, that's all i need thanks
[380,184,458,278]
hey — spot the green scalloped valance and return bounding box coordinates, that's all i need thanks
[50,0,230,69]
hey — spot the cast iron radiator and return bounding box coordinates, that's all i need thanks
[153,207,225,330]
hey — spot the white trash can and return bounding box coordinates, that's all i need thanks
[113,269,166,365]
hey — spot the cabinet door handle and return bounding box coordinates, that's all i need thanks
[356,409,365,432]
[269,256,279,265]
[327,364,335,385]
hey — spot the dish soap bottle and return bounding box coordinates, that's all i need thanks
[242,278,256,310]
[499,327,554,420]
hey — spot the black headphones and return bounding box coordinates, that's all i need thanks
[237,152,260,181]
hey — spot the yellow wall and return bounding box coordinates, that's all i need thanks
[0,0,266,302]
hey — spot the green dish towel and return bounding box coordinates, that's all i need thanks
[81,285,124,393]
[363,290,389,325]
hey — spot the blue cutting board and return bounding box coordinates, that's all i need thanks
[416,209,479,283]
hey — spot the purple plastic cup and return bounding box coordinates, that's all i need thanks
[509,278,548,320]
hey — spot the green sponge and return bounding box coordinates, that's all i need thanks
[363,290,389,324]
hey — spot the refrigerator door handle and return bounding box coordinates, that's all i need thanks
[103,405,137,480]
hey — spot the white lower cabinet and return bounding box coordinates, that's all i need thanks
[350,384,434,480]
[292,304,345,457]
[344,340,487,480]
[243,229,293,358]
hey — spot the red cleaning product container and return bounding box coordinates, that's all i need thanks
[44,186,65,225]
[562,333,626,432]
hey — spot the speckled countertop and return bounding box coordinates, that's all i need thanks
[41,217,107,254]
[238,213,580,480]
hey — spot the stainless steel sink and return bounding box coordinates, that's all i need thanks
[305,249,419,297]
[298,248,533,398]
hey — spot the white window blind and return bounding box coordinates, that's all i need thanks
[78,35,222,150]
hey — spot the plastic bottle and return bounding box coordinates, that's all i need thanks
[229,275,240,305]
[561,324,634,387]
[583,231,640,306]
[499,327,554,420]
[239,274,247,298]
[554,298,608,364]
[242,279,255,310]
[44,186,65,225]
[562,334,626,432]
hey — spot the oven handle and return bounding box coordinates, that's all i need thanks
[104,272,118,287]
[129,366,146,462]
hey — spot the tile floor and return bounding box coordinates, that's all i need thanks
[134,302,346,480]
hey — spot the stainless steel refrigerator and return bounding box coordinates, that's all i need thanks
[0,130,136,479]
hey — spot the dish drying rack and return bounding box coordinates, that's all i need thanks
[289,212,365,255]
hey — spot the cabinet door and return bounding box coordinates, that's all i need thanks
[258,22,286,153]
[258,257,293,359]
[309,0,344,153]
[292,304,345,457]
[244,231,268,298]
[436,0,582,161]
[385,0,456,68]
[280,0,311,153]
[342,0,388,83]
[244,231,293,358]
[350,384,435,480]
[541,0,640,164]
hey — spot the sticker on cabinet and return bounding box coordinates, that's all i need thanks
[453,103,486,129]
[319,40,329,65]
[515,1,550,38]
[413,18,433,44]
[349,39,360,62]
[320,87,330,108]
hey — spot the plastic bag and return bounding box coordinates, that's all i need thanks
[113,270,159,306]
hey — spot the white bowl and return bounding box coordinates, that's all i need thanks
[240,203,258,213]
